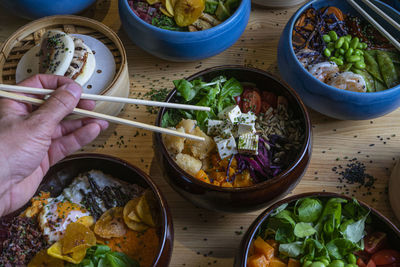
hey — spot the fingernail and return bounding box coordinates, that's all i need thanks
[62,83,82,99]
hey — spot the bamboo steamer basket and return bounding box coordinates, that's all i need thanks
[0,15,129,117]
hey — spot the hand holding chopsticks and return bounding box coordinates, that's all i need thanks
[0,84,206,141]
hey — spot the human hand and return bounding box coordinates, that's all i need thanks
[0,74,108,216]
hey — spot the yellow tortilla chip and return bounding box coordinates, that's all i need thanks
[62,222,96,254]
[28,249,64,267]
[94,207,126,239]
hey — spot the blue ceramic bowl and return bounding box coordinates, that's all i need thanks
[0,0,96,20]
[278,0,400,120]
[118,0,250,62]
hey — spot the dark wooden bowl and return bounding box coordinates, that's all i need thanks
[154,66,312,212]
[234,192,400,267]
[0,154,174,267]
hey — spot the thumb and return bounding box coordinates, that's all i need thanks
[30,82,82,129]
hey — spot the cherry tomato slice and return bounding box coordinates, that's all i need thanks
[358,258,368,267]
[241,90,261,114]
[356,251,372,265]
[365,232,388,254]
[372,250,400,266]
[261,91,277,108]
[368,260,377,267]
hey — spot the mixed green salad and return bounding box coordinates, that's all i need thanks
[162,76,243,131]
[257,197,370,261]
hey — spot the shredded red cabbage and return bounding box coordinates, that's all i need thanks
[235,136,297,183]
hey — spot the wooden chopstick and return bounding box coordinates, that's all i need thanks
[346,0,400,51]
[360,0,400,32]
[0,84,211,112]
[0,90,205,141]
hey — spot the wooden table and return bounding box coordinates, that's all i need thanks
[1,1,399,266]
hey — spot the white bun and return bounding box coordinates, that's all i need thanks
[39,30,74,76]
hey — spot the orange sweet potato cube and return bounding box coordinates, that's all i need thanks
[254,237,274,260]
[247,254,269,267]
[270,257,288,267]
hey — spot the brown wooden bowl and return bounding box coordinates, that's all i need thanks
[154,65,312,213]
[0,154,173,267]
[234,192,400,267]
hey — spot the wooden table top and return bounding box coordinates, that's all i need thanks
[1,1,399,266]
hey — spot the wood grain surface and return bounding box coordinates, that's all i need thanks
[1,1,399,266]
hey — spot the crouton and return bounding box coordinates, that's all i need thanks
[163,127,186,154]
[176,119,196,133]
[185,127,215,160]
[175,153,202,176]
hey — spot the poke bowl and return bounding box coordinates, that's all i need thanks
[118,0,250,61]
[277,0,400,120]
[0,0,96,20]
[154,66,312,212]
[0,154,173,267]
[235,192,400,267]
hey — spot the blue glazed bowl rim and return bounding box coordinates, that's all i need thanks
[120,0,249,37]
[287,0,400,98]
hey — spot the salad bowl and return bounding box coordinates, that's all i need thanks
[154,66,312,212]
[235,192,400,266]
[0,154,174,267]
[277,0,400,120]
[118,0,251,61]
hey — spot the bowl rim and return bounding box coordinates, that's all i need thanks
[287,0,400,97]
[47,153,173,267]
[155,65,312,193]
[238,191,400,265]
[119,0,250,36]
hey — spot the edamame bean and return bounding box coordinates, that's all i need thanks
[329,31,338,41]
[332,58,344,66]
[357,42,364,49]
[355,49,364,55]
[335,37,345,49]
[345,264,358,267]
[323,34,331,43]
[345,48,354,58]
[335,50,341,57]
[347,254,357,264]
[350,37,359,49]
[339,48,345,55]
[311,262,326,267]
[324,48,331,57]
[303,261,313,267]
[329,260,345,267]
[328,42,335,50]
[321,259,330,266]
[354,50,362,56]
[361,42,368,49]
[347,55,361,63]
[342,41,349,50]
[345,34,352,42]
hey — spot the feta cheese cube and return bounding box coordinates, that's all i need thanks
[238,133,259,155]
[237,112,256,135]
[218,105,242,124]
[207,119,233,137]
[214,135,238,159]
[207,119,223,135]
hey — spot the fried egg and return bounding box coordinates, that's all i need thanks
[38,194,91,243]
